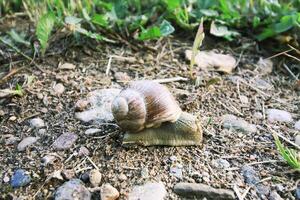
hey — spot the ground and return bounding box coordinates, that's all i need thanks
[0,19,300,200]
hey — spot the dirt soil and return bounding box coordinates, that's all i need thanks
[0,27,300,200]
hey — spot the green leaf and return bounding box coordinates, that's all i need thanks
[36,12,56,55]
[210,21,240,41]
[253,16,261,28]
[200,9,219,17]
[75,26,103,41]
[159,20,175,36]
[112,0,128,19]
[92,14,108,27]
[138,26,161,40]
[165,0,181,11]
[8,29,30,47]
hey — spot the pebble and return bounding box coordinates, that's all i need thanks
[222,114,257,133]
[212,159,230,169]
[269,190,283,200]
[253,78,273,90]
[62,169,76,180]
[257,58,273,75]
[239,95,249,104]
[75,99,90,111]
[53,133,78,150]
[5,135,19,145]
[37,93,43,99]
[169,155,177,162]
[17,136,39,151]
[114,72,131,82]
[11,169,31,188]
[296,186,300,200]
[80,171,90,183]
[170,164,183,179]
[54,179,91,200]
[241,166,260,185]
[267,109,293,123]
[9,116,17,121]
[253,112,263,119]
[89,169,102,187]
[75,89,121,123]
[29,117,45,128]
[78,146,90,157]
[295,135,300,146]
[58,62,76,70]
[141,167,149,179]
[118,174,127,181]
[53,83,65,96]
[3,174,10,183]
[100,183,120,200]
[84,128,102,135]
[41,155,56,166]
[174,182,235,200]
[295,120,300,130]
[38,128,47,135]
[128,182,167,200]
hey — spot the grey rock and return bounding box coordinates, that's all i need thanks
[174,182,235,200]
[75,89,121,124]
[141,167,149,179]
[53,133,78,150]
[241,166,260,185]
[267,109,293,123]
[128,182,167,200]
[29,117,45,128]
[170,163,183,179]
[17,136,39,151]
[54,179,91,200]
[295,120,300,130]
[256,184,270,198]
[253,112,263,119]
[84,128,101,135]
[239,95,249,104]
[257,58,273,75]
[53,83,65,96]
[11,169,31,188]
[100,183,120,200]
[252,78,273,90]
[89,169,102,187]
[296,186,300,200]
[212,159,230,169]
[295,135,300,146]
[169,155,177,162]
[269,190,283,200]
[78,146,90,157]
[5,135,19,145]
[41,155,57,166]
[223,114,257,133]
[38,128,47,135]
[118,174,127,181]
[62,169,76,180]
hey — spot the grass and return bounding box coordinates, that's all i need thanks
[0,0,299,55]
[273,133,300,171]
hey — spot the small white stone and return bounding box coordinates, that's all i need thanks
[169,156,177,162]
[295,135,300,146]
[100,183,120,200]
[85,128,101,135]
[58,63,76,70]
[29,117,45,128]
[128,182,167,200]
[295,120,300,130]
[89,169,102,187]
[239,95,249,104]
[267,109,293,123]
[118,174,127,181]
[53,83,65,96]
[17,137,39,151]
[253,112,263,119]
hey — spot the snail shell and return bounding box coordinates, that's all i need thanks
[111,80,182,132]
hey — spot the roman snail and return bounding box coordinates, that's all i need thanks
[111,80,202,146]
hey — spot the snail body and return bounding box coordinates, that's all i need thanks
[111,80,202,146]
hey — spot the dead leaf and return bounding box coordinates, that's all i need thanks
[58,62,76,70]
[185,50,236,73]
[256,58,273,75]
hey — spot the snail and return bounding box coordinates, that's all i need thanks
[111,80,202,146]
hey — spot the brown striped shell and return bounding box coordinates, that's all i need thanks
[111,80,182,132]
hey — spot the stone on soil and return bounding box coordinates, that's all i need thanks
[75,89,121,124]
[170,163,183,179]
[212,159,230,169]
[58,62,76,70]
[78,146,90,157]
[84,128,102,135]
[257,58,273,75]
[269,190,283,200]
[53,133,78,150]
[29,117,45,128]
[11,169,31,188]
[17,136,39,151]
[174,182,235,200]
[295,135,300,146]
[100,183,120,200]
[222,114,257,133]
[267,109,293,123]
[128,182,167,200]
[89,169,102,187]
[53,83,65,96]
[241,166,260,185]
[295,120,300,130]
[54,179,91,200]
